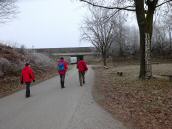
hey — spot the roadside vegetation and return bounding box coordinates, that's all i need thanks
[0,43,56,98]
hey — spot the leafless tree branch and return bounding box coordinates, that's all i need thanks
[80,0,136,11]
[0,0,18,23]
[156,0,172,8]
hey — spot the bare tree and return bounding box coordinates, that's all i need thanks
[0,0,18,23]
[80,0,172,79]
[165,11,172,53]
[112,12,127,57]
[81,8,114,66]
[109,12,130,57]
[152,16,172,57]
[152,24,167,56]
[125,25,139,56]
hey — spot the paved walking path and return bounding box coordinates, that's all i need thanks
[0,66,127,129]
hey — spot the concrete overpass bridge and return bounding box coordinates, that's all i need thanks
[34,47,97,63]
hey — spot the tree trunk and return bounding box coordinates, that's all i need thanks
[102,51,107,66]
[103,57,107,66]
[102,54,107,66]
[169,27,172,53]
[135,0,155,79]
[145,33,152,78]
[138,24,146,79]
[135,0,146,79]
[139,21,153,79]
[144,4,155,79]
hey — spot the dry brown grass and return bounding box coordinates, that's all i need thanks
[93,63,172,129]
[0,67,57,98]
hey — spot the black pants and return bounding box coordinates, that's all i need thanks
[60,74,65,88]
[79,72,85,86]
[25,83,31,97]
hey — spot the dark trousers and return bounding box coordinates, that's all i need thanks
[25,83,31,97]
[79,72,85,86]
[60,74,65,88]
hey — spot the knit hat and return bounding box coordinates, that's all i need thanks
[25,62,30,66]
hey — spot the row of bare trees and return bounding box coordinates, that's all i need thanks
[81,9,137,65]
[80,0,172,79]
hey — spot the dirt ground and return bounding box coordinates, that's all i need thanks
[93,63,172,129]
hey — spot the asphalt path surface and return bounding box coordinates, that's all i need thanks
[0,66,127,129]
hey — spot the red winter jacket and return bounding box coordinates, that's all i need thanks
[57,60,68,75]
[77,60,88,72]
[20,66,35,83]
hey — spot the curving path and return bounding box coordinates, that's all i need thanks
[0,66,127,129]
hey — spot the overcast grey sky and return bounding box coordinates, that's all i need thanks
[0,0,91,48]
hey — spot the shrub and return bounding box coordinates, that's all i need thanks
[29,53,55,68]
[0,57,10,77]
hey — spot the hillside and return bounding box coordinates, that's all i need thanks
[0,43,56,98]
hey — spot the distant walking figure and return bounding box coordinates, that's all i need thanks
[77,56,88,86]
[20,63,35,98]
[57,57,68,88]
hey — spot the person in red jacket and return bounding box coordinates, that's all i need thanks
[77,56,88,86]
[57,57,68,88]
[20,63,35,98]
